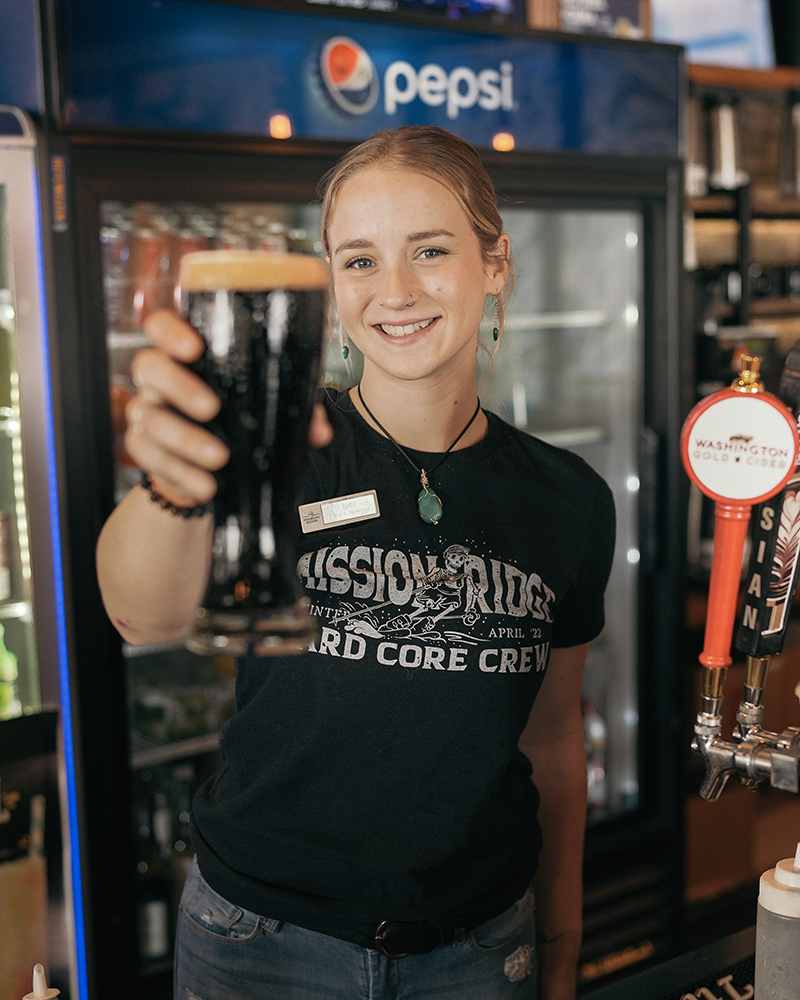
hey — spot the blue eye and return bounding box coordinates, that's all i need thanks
[345,256,373,270]
[420,246,447,259]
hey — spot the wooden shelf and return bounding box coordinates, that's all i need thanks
[692,196,800,218]
[751,296,800,317]
[751,199,800,217]
[688,195,737,216]
[688,63,800,93]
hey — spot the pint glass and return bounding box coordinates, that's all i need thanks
[179,250,327,656]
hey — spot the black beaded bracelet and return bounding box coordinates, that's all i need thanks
[140,471,212,518]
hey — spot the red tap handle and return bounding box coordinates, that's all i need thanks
[681,385,799,671]
[700,502,752,669]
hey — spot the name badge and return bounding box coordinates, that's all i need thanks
[298,490,380,533]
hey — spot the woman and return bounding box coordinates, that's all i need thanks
[96,126,615,1000]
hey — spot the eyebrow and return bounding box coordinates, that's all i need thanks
[333,238,373,256]
[333,229,457,257]
[408,229,456,242]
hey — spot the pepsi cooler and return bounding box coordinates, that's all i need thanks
[5,0,688,995]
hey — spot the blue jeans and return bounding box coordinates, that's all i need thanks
[174,858,538,999]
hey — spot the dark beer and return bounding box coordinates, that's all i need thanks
[179,250,327,656]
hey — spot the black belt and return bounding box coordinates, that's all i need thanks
[374,919,459,958]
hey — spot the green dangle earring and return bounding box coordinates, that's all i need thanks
[492,294,500,342]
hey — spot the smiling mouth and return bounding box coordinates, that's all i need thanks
[378,318,436,337]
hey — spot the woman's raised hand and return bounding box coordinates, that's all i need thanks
[125,309,334,506]
[126,309,229,505]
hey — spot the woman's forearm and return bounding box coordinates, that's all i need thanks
[96,484,213,645]
[519,642,590,1000]
[530,727,587,1000]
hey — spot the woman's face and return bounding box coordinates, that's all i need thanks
[327,165,508,388]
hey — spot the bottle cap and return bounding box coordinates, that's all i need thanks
[759,843,800,917]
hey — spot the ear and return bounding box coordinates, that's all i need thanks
[486,234,511,295]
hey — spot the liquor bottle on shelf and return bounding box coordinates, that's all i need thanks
[707,96,748,191]
[685,94,708,198]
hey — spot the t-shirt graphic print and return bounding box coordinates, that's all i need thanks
[298,539,555,676]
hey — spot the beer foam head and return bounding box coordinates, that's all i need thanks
[180,250,329,292]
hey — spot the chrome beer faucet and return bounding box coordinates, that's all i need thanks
[692,653,800,800]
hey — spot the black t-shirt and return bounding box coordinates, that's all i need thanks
[191,391,616,946]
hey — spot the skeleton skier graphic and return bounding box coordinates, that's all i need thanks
[331,545,480,639]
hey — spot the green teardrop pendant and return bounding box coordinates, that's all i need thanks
[417,487,443,524]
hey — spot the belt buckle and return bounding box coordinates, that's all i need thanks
[375,919,411,959]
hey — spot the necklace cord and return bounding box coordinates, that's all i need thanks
[356,384,481,477]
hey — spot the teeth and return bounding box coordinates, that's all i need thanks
[379,318,433,337]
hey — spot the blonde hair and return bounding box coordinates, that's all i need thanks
[318,126,514,346]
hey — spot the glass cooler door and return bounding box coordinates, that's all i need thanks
[0,106,79,1000]
[98,195,326,977]
[480,206,644,824]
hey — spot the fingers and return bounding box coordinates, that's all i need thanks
[127,311,333,504]
[126,384,227,473]
[144,309,206,362]
[125,310,228,502]
[131,347,220,425]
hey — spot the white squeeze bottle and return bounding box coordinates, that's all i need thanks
[755,842,800,999]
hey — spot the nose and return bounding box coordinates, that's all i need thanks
[379,260,415,311]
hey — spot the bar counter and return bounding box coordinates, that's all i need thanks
[584,927,755,1000]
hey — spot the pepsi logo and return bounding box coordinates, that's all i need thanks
[320,37,379,117]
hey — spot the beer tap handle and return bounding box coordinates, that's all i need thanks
[733,344,800,738]
[733,479,800,661]
[682,357,796,690]
[693,499,748,765]
[735,341,800,662]
[701,501,752,673]
[682,356,799,798]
